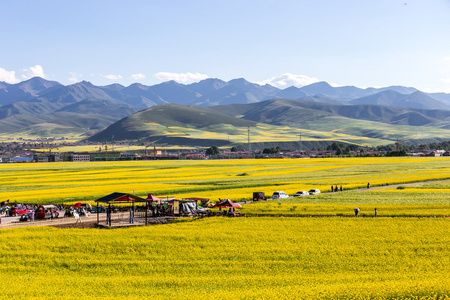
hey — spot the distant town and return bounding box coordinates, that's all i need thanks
[1,138,449,163]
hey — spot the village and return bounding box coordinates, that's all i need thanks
[0,139,449,163]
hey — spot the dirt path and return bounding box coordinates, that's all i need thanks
[351,178,450,191]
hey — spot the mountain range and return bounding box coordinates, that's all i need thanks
[1,77,450,146]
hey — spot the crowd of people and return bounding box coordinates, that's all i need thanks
[0,202,87,224]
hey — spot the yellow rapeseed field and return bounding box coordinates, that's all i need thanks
[0,157,449,205]
[1,157,450,299]
[0,218,449,299]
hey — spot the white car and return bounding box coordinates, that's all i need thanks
[308,189,321,195]
[272,191,289,199]
[293,191,310,197]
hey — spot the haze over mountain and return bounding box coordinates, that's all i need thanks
[1,77,450,143]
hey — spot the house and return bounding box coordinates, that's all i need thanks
[69,154,91,162]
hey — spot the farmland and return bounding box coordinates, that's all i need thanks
[1,218,450,299]
[1,157,449,205]
[1,157,450,299]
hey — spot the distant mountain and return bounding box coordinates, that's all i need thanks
[1,76,450,140]
[349,90,450,110]
[0,77,62,105]
[185,78,278,106]
[55,98,137,118]
[37,81,115,103]
[1,77,449,111]
[209,98,450,128]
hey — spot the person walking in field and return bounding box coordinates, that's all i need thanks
[354,207,360,217]
[374,208,378,217]
[367,182,370,189]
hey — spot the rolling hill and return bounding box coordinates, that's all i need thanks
[87,100,450,148]
[1,77,450,144]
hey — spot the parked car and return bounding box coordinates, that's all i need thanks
[253,192,266,201]
[294,191,310,197]
[308,189,321,195]
[9,207,32,216]
[272,191,289,199]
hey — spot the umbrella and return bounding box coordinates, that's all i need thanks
[72,202,83,208]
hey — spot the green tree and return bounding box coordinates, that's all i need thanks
[230,146,238,152]
[206,146,220,155]
[343,146,351,155]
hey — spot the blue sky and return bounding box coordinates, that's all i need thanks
[1,0,450,92]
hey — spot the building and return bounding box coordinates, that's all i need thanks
[35,156,49,163]
[69,154,91,162]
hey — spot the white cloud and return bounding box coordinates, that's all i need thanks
[154,72,209,84]
[130,73,146,80]
[0,67,19,83]
[68,72,83,83]
[22,65,46,79]
[100,74,123,80]
[258,73,320,89]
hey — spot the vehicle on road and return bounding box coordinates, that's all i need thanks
[293,191,310,197]
[9,207,32,217]
[308,189,321,195]
[253,192,266,201]
[272,191,289,199]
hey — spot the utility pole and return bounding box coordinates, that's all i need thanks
[248,127,251,153]
[299,132,302,153]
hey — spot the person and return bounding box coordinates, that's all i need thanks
[367,182,370,189]
[331,185,333,192]
[354,207,360,217]
[74,211,81,223]
[340,185,343,192]
[374,208,378,217]
[31,210,35,222]
[228,207,234,217]
[335,185,339,192]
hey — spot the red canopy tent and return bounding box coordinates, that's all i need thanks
[213,199,242,208]
[146,193,163,202]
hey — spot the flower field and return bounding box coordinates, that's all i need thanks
[2,157,450,299]
[1,157,449,206]
[1,217,450,299]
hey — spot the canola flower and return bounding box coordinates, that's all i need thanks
[0,157,449,204]
[0,218,449,299]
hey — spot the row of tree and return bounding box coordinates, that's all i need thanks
[205,139,450,157]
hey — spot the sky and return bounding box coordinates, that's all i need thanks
[1,0,450,92]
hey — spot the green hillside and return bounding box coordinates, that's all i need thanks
[87,102,450,147]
